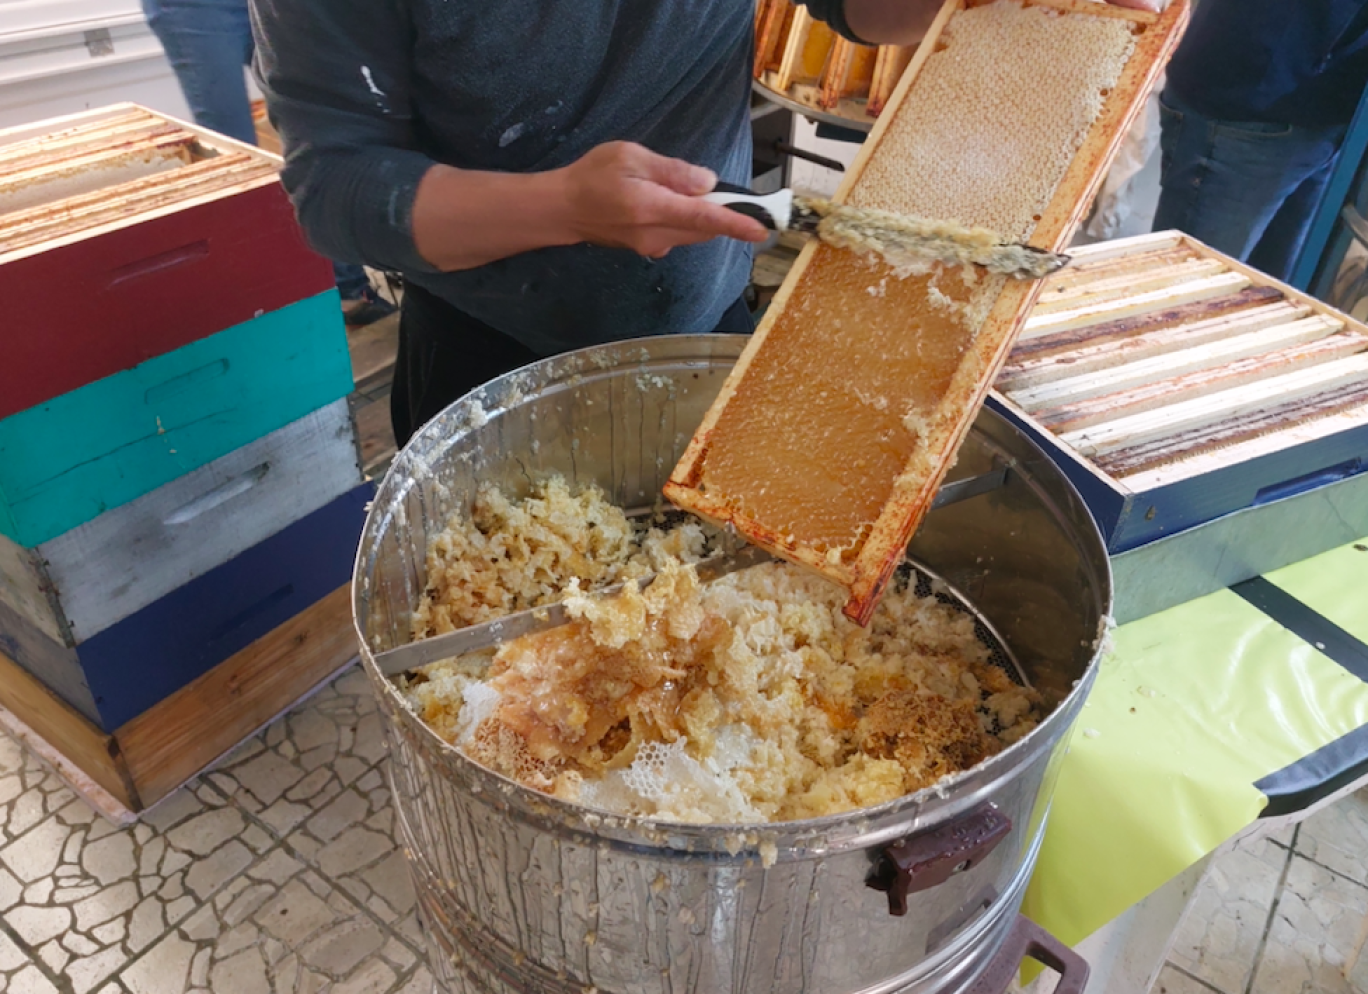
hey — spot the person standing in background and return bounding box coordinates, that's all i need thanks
[142,0,397,327]
[1153,0,1368,282]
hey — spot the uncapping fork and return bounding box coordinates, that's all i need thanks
[702,185,1070,280]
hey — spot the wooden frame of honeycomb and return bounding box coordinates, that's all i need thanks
[0,106,279,258]
[754,0,916,122]
[667,0,1190,625]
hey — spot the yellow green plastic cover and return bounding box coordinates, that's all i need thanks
[1264,540,1368,645]
[1023,536,1368,951]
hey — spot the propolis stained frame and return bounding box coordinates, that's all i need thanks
[669,0,1190,624]
[989,230,1368,556]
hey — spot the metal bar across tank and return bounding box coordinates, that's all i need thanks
[373,461,1011,676]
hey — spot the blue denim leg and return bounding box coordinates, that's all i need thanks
[333,262,372,302]
[1152,90,1345,282]
[1247,158,1339,281]
[141,0,256,146]
[144,0,379,303]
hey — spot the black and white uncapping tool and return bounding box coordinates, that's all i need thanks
[702,185,823,234]
[703,183,1070,280]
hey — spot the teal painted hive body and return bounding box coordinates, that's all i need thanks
[0,290,353,547]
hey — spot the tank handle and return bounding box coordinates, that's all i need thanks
[865,803,1012,916]
[965,914,1091,994]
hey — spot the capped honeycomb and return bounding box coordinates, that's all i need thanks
[850,1,1140,238]
[667,0,1188,623]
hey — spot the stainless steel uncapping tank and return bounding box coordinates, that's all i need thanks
[352,335,1112,994]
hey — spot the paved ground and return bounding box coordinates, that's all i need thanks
[0,663,1364,993]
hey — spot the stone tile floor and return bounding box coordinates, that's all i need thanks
[1152,794,1368,994]
[0,666,429,994]
[0,659,1363,994]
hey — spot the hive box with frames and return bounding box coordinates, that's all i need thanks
[0,103,334,422]
[0,104,352,547]
[989,230,1368,622]
[0,104,369,812]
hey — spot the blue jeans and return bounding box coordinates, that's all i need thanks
[142,0,372,301]
[141,0,256,145]
[1152,90,1346,282]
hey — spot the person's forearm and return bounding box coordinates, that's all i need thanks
[411,142,768,272]
[411,165,577,272]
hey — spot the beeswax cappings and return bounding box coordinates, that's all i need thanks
[405,480,1040,824]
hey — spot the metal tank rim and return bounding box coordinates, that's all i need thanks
[351,333,1113,861]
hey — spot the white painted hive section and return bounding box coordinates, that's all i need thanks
[996,234,1368,486]
[0,400,362,646]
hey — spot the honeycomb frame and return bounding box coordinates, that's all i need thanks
[666,0,1190,625]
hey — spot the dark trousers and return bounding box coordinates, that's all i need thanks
[390,284,754,447]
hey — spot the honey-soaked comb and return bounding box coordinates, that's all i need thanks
[407,482,1044,824]
[667,0,1188,624]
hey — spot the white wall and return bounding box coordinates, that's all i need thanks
[787,116,862,197]
[0,0,257,132]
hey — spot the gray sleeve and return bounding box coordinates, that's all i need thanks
[248,0,440,274]
[797,0,872,44]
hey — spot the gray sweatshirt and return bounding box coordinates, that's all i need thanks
[249,0,856,356]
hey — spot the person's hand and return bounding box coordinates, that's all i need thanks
[558,142,769,258]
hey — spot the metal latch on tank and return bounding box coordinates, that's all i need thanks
[866,804,1013,916]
